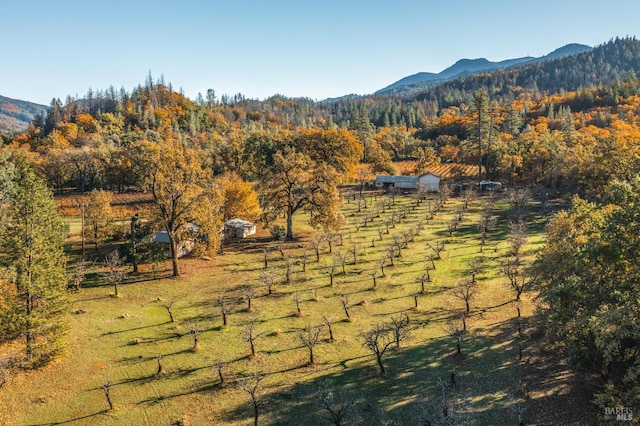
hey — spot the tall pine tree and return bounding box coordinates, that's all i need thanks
[0,157,68,367]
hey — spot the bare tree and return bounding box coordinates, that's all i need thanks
[501,259,536,301]
[348,243,359,265]
[322,315,335,342]
[334,250,347,275]
[260,268,276,296]
[262,248,270,269]
[379,257,387,277]
[299,324,324,365]
[445,318,465,354]
[479,198,496,252]
[102,378,114,410]
[389,314,410,348]
[392,235,404,257]
[293,291,303,317]
[368,269,379,289]
[189,324,200,352]
[284,255,294,284]
[507,220,527,258]
[361,322,394,376]
[507,187,531,221]
[325,260,337,286]
[315,380,357,426]
[462,187,475,210]
[214,359,225,385]
[163,300,175,323]
[385,245,396,267]
[467,257,484,284]
[236,370,264,426]
[324,232,334,253]
[218,295,232,327]
[339,294,351,320]
[428,240,445,260]
[417,272,430,293]
[70,258,87,291]
[102,250,127,297]
[453,278,477,313]
[242,285,257,312]
[310,235,325,262]
[242,317,264,358]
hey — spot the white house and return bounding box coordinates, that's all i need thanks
[417,172,441,192]
[224,218,257,239]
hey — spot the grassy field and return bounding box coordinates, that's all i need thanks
[0,190,597,425]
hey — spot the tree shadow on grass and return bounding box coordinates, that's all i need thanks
[218,318,600,425]
[26,409,112,426]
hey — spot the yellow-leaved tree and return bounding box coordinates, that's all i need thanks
[216,172,262,222]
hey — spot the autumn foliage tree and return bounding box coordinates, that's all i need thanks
[260,147,344,240]
[141,132,222,277]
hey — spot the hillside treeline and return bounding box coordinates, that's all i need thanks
[3,69,640,202]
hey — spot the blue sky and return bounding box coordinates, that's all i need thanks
[2,0,639,105]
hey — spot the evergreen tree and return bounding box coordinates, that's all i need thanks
[0,158,68,367]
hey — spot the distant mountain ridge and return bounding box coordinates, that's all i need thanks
[376,43,593,95]
[0,95,47,134]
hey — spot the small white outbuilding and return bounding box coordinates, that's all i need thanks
[224,218,257,239]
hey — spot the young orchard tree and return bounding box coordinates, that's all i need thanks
[236,370,264,426]
[299,324,324,365]
[214,359,225,385]
[368,269,380,289]
[242,285,257,312]
[339,294,351,320]
[315,380,357,426]
[445,318,465,354]
[70,258,88,291]
[242,317,265,358]
[501,259,536,301]
[325,260,337,286]
[292,291,303,317]
[217,295,232,327]
[189,324,200,352]
[309,234,325,262]
[389,314,410,348]
[322,315,335,342]
[102,250,127,298]
[163,300,176,323]
[478,198,496,252]
[428,240,445,260]
[334,250,347,275]
[361,322,395,376]
[507,220,528,259]
[453,278,477,313]
[260,268,276,296]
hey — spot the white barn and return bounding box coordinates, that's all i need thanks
[417,172,441,192]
